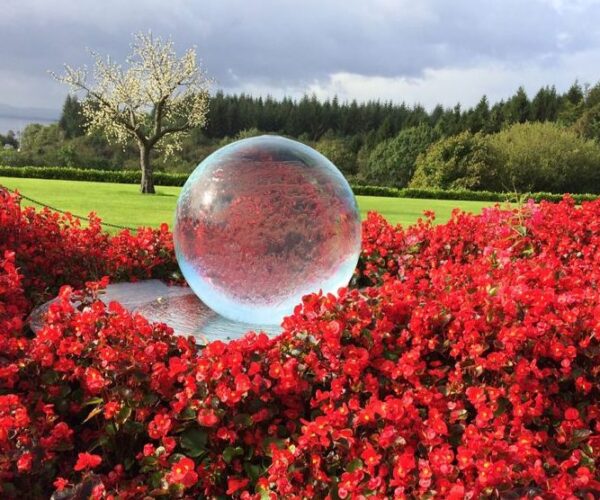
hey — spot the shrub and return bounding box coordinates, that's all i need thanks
[0,166,189,186]
[0,149,38,168]
[0,190,178,303]
[399,187,506,202]
[364,125,437,188]
[315,137,358,175]
[489,122,600,194]
[411,123,600,195]
[0,188,599,497]
[410,131,501,191]
[351,184,402,197]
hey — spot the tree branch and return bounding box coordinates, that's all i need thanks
[150,121,190,146]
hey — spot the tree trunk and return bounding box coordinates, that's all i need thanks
[139,143,155,194]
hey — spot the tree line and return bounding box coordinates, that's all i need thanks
[204,83,588,140]
[3,80,600,194]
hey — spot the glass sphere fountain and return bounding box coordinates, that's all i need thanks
[173,135,362,325]
[30,135,362,341]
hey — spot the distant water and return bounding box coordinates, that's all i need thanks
[0,115,57,135]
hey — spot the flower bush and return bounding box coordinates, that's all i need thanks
[0,188,598,498]
[0,189,177,303]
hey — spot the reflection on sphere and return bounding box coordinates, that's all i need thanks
[173,135,361,325]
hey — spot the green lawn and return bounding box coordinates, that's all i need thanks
[0,176,498,230]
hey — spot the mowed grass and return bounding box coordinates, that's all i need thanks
[0,176,498,231]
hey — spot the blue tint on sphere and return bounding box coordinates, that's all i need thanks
[173,135,361,325]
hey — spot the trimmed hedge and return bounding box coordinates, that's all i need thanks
[0,165,598,204]
[350,185,599,204]
[0,165,189,186]
[351,184,402,197]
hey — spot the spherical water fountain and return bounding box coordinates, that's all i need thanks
[30,136,362,340]
[174,135,362,325]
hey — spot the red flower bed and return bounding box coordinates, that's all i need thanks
[0,189,598,498]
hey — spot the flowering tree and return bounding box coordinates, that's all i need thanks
[54,32,210,193]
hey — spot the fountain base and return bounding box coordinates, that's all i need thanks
[28,280,281,343]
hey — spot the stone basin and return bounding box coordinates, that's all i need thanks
[28,279,282,344]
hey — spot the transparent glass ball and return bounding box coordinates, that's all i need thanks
[173,135,361,325]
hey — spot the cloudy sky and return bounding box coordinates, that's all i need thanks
[2,0,600,113]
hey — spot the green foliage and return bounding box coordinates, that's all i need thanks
[557,100,585,126]
[433,104,463,137]
[530,86,560,122]
[1,166,597,204]
[8,79,600,195]
[566,81,585,105]
[554,81,585,126]
[487,102,506,133]
[234,128,264,140]
[0,165,188,186]
[573,103,600,141]
[352,184,402,197]
[0,150,25,167]
[412,122,600,194]
[10,124,133,170]
[363,125,437,188]
[0,130,18,149]
[315,136,358,175]
[410,131,500,191]
[399,187,505,202]
[58,95,85,139]
[585,81,600,108]
[489,122,600,193]
[466,96,491,133]
[504,86,531,124]
[20,123,64,154]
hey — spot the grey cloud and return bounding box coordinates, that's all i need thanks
[1,0,600,110]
